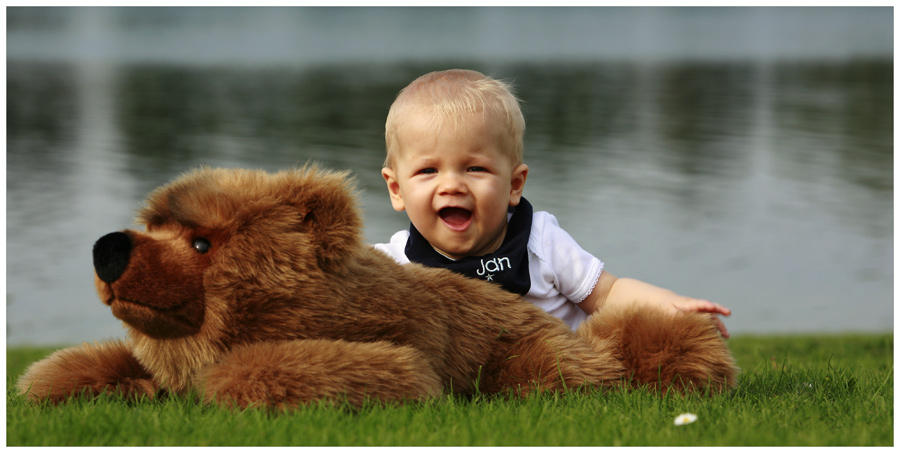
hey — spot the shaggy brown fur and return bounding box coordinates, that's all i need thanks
[17,166,738,409]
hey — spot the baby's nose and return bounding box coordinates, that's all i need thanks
[438,172,468,195]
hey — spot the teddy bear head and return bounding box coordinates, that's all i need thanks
[91,166,362,346]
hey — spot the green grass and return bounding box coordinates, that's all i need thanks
[7,334,893,446]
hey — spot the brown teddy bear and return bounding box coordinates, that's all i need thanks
[17,166,738,409]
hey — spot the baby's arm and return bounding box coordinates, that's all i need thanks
[579,271,731,338]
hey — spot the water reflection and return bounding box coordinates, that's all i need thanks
[7,56,893,345]
[7,62,81,242]
[772,62,893,238]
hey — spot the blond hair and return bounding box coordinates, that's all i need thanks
[384,69,525,168]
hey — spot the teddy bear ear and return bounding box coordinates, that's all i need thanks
[288,166,363,272]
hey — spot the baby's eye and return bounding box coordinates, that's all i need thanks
[417,168,437,175]
[467,166,487,172]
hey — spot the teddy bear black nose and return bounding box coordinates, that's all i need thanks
[93,232,132,283]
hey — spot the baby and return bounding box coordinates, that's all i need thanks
[374,69,731,337]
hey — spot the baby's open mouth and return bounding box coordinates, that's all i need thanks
[439,207,472,228]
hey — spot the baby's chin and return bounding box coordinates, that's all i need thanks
[434,235,507,261]
[428,237,478,261]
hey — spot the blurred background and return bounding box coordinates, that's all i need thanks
[6,7,893,346]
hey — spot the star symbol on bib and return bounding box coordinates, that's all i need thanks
[485,274,494,282]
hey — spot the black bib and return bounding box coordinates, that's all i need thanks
[405,198,533,295]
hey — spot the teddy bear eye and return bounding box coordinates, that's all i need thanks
[192,238,211,254]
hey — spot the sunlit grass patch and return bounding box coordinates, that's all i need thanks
[7,334,892,446]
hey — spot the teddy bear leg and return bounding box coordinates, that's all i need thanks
[485,321,627,396]
[576,305,739,394]
[198,339,443,409]
[17,340,158,404]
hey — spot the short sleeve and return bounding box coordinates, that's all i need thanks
[372,230,411,265]
[529,212,604,304]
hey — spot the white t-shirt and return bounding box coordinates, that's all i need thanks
[373,211,604,330]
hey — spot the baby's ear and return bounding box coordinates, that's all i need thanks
[381,167,406,212]
[509,163,529,206]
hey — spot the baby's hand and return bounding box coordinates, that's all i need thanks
[666,296,732,338]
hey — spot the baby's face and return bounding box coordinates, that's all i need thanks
[383,112,527,259]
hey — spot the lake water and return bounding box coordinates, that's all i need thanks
[6,7,893,346]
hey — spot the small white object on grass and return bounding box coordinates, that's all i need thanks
[673,413,698,426]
